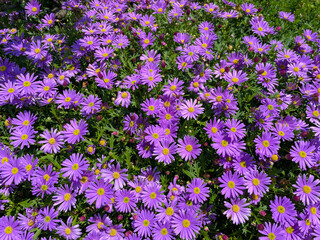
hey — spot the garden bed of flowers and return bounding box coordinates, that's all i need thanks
[1,0,320,239]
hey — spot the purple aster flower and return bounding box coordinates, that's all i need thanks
[114,91,131,108]
[270,196,297,226]
[177,135,202,161]
[254,132,280,158]
[172,211,201,240]
[224,198,251,225]
[25,0,41,16]
[279,11,295,22]
[219,171,246,199]
[225,119,246,141]
[101,162,128,190]
[259,222,285,240]
[180,99,204,120]
[41,13,55,28]
[11,111,37,130]
[241,3,257,15]
[290,141,316,170]
[57,217,81,240]
[133,209,155,238]
[61,153,89,181]
[0,216,22,240]
[0,158,26,185]
[38,128,64,154]
[153,140,177,165]
[38,206,59,231]
[293,174,320,206]
[21,154,38,181]
[141,182,165,209]
[106,224,125,239]
[211,133,237,157]
[186,178,210,204]
[141,98,160,116]
[144,125,166,145]
[86,214,111,233]
[152,222,174,240]
[244,168,271,196]
[16,72,41,95]
[85,179,113,208]
[155,199,177,223]
[62,119,88,144]
[81,95,102,116]
[204,118,224,139]
[225,70,248,86]
[162,78,184,97]
[115,189,137,213]
[9,126,37,149]
[87,145,96,155]
[53,184,77,212]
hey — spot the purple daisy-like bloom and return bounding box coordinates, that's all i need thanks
[141,182,165,209]
[153,140,177,165]
[258,222,285,240]
[115,189,137,213]
[172,211,201,240]
[81,95,102,116]
[62,119,88,144]
[85,179,113,208]
[11,111,37,130]
[204,118,224,139]
[162,78,184,97]
[279,11,295,22]
[9,126,37,149]
[0,216,22,240]
[270,196,297,227]
[0,158,26,185]
[180,99,204,120]
[57,217,82,240]
[87,145,96,155]
[186,178,210,204]
[39,128,64,154]
[225,69,248,86]
[61,153,89,181]
[244,168,271,196]
[225,119,246,141]
[224,198,251,225]
[141,98,160,116]
[152,222,174,240]
[53,184,77,212]
[38,206,59,231]
[114,91,131,108]
[25,0,41,16]
[177,135,202,161]
[144,125,166,145]
[219,171,246,199]
[211,133,237,157]
[293,174,320,206]
[254,132,280,158]
[290,141,316,170]
[101,162,128,190]
[133,209,155,238]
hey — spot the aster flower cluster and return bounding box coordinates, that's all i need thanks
[1,0,320,239]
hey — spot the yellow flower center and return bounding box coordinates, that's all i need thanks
[32,7,37,12]
[8,88,14,93]
[97,188,105,196]
[278,131,285,136]
[87,41,93,45]
[143,220,149,227]
[277,206,285,213]
[166,207,174,216]
[121,92,128,98]
[313,111,319,117]
[262,140,269,147]
[161,228,168,235]
[64,193,71,201]
[135,186,142,193]
[232,205,240,212]
[252,178,260,186]
[144,39,150,44]
[5,226,13,234]
[230,127,237,132]
[150,192,157,199]
[311,207,317,214]
[65,228,72,235]
[44,216,51,222]
[34,48,41,54]
[194,187,200,194]
[162,148,169,155]
[73,129,80,136]
[110,228,117,237]
[25,164,32,171]
[11,167,18,175]
[303,185,311,194]
[123,197,130,203]
[182,219,190,228]
[228,181,235,188]
[113,172,120,179]
[271,155,278,161]
[185,144,193,152]
[21,134,28,140]
[232,77,239,83]
[221,140,228,147]
[23,81,31,87]
[72,164,79,170]
[299,151,307,158]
